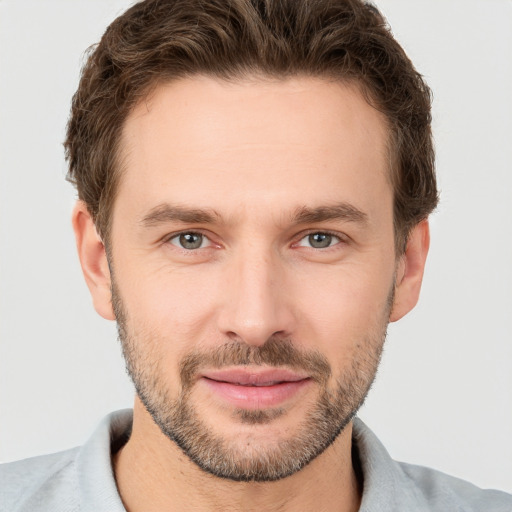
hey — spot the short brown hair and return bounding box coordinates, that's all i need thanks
[65,0,438,252]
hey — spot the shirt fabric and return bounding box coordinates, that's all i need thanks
[1,409,511,511]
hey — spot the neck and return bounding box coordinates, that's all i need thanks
[113,400,362,512]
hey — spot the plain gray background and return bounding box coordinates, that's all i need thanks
[0,0,511,493]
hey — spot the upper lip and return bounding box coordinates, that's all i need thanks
[201,368,310,386]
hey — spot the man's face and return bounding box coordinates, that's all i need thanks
[106,76,399,481]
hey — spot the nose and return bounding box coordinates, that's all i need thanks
[216,245,296,347]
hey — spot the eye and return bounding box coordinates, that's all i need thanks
[296,232,341,249]
[168,232,211,250]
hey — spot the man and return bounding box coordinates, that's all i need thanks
[1,0,511,510]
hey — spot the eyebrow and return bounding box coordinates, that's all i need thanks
[292,203,369,226]
[139,201,369,228]
[140,204,220,226]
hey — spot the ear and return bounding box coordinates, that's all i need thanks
[390,220,430,322]
[72,201,115,320]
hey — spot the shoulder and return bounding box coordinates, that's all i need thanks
[0,410,132,512]
[0,447,80,512]
[396,461,512,512]
[352,418,512,512]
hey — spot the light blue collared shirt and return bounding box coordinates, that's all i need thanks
[1,410,511,511]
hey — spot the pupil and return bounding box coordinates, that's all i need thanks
[309,233,331,248]
[180,233,202,249]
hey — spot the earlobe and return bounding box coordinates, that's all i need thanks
[72,201,115,320]
[390,220,430,322]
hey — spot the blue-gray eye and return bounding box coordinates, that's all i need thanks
[297,232,340,248]
[169,232,207,250]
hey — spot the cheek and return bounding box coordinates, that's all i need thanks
[118,263,222,349]
[292,261,394,352]
[115,268,224,395]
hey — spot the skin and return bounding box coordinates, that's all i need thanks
[73,76,430,512]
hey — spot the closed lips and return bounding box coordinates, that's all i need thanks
[201,369,310,386]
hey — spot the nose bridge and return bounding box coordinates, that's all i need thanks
[218,239,294,346]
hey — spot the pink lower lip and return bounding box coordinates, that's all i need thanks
[201,377,311,409]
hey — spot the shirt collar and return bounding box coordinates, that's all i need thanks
[353,417,431,511]
[76,409,131,512]
[75,410,430,512]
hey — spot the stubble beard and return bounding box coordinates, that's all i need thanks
[112,281,391,482]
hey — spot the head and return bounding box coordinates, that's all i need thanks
[69,0,437,482]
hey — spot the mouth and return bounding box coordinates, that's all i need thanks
[200,368,312,409]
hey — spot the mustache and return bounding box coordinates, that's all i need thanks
[180,337,332,388]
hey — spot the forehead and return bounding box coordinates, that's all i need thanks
[117,76,391,224]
